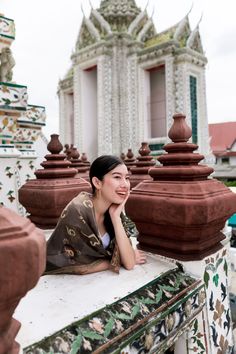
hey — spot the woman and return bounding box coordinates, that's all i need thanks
[45,155,146,275]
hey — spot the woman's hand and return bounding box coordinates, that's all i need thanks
[134,249,147,265]
[109,192,129,221]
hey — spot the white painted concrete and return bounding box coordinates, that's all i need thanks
[15,239,175,350]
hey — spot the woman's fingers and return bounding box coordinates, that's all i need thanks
[134,249,147,264]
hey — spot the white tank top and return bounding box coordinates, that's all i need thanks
[101,232,110,249]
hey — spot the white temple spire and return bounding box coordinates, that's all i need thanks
[89,2,112,35]
[128,0,149,35]
[186,14,203,48]
[81,5,101,41]
[173,15,188,41]
[136,7,154,41]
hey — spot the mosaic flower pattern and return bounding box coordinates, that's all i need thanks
[0,115,17,143]
[204,248,234,354]
[24,268,205,354]
[24,105,46,124]
[0,83,28,110]
[187,313,207,354]
[0,15,15,38]
[15,127,41,142]
[0,158,22,213]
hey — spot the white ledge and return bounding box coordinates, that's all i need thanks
[15,239,175,350]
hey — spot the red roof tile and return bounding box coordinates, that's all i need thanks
[209,122,236,152]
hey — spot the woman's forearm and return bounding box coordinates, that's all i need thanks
[80,260,110,274]
[112,218,135,270]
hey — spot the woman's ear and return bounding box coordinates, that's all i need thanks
[92,176,102,190]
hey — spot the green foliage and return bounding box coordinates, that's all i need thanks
[131,304,140,319]
[213,274,219,287]
[82,331,103,340]
[70,335,82,354]
[204,270,210,288]
[224,181,236,187]
[104,318,115,337]
[224,260,228,277]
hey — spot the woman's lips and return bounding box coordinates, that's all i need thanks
[116,191,128,197]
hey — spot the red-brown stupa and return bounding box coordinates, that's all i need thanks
[126,113,236,260]
[129,142,156,188]
[19,134,91,229]
[0,206,45,354]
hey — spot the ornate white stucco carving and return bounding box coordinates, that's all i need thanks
[97,55,112,157]
[73,64,83,153]
[174,62,186,115]
[83,16,101,41]
[128,10,146,35]
[173,16,188,41]
[58,91,67,145]
[127,53,139,154]
[165,56,175,136]
[91,8,112,35]
[137,18,153,42]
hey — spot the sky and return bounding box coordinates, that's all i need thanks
[1,0,236,140]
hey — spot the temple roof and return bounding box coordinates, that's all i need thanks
[144,16,203,53]
[67,3,205,79]
[145,24,178,48]
[209,122,236,153]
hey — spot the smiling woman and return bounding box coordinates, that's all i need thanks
[45,155,146,275]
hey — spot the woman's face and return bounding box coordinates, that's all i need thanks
[99,163,130,204]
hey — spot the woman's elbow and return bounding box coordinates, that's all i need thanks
[124,261,135,271]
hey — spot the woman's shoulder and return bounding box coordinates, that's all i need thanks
[70,191,93,210]
[59,191,93,220]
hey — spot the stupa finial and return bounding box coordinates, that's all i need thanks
[168,113,192,143]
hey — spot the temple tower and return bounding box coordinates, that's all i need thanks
[0,13,46,214]
[58,0,210,162]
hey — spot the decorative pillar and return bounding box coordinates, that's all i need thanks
[126,113,236,353]
[124,148,137,171]
[69,146,90,181]
[18,134,91,229]
[126,113,236,260]
[0,110,21,213]
[0,82,28,214]
[15,105,46,187]
[0,206,45,354]
[129,142,156,188]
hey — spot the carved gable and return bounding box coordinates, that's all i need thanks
[76,21,97,50]
[188,30,204,54]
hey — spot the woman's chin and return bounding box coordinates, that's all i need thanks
[113,196,125,204]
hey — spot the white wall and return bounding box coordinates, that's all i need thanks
[149,66,166,138]
[143,69,150,140]
[81,67,98,161]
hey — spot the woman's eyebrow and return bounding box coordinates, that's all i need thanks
[111,172,130,177]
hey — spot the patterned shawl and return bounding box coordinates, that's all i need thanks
[45,192,138,275]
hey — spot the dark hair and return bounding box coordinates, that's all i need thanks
[89,155,123,194]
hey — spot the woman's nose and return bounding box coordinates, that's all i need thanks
[120,178,130,188]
